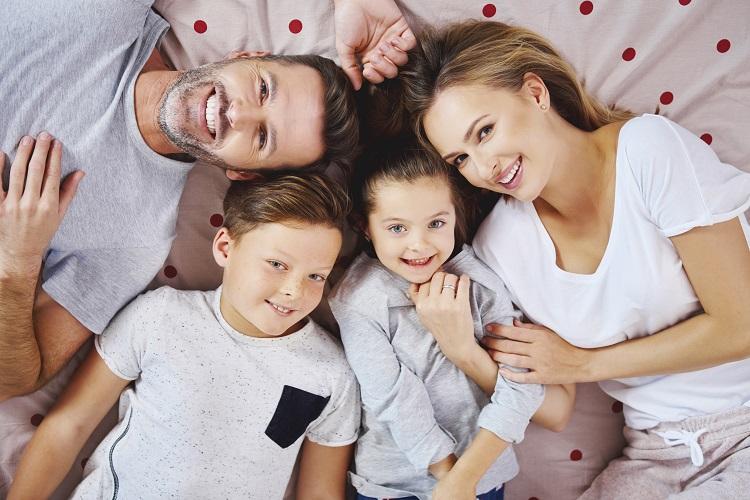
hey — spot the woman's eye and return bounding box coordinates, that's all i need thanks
[428,219,445,229]
[479,125,493,141]
[388,224,406,234]
[453,154,468,168]
[259,128,267,149]
[260,79,268,101]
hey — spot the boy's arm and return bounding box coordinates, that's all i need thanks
[530,383,576,432]
[8,348,129,499]
[295,438,353,500]
[433,429,508,500]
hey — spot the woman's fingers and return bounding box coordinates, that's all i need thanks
[486,323,536,342]
[483,337,532,356]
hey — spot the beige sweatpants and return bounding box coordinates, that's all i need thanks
[579,405,750,500]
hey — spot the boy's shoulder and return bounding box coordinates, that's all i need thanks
[291,319,356,380]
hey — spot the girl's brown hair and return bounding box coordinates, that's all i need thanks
[351,138,476,257]
[399,20,633,145]
[223,173,351,237]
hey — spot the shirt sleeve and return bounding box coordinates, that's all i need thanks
[42,244,171,334]
[625,115,750,238]
[94,289,166,381]
[476,284,545,444]
[330,299,456,471]
[306,364,361,447]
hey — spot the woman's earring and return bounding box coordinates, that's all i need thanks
[540,104,548,111]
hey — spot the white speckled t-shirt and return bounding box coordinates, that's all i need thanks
[73,286,360,499]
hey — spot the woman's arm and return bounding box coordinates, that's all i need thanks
[296,438,352,500]
[8,349,129,499]
[484,218,750,384]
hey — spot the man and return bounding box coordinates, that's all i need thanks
[0,0,415,402]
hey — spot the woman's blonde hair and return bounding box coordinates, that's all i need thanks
[400,20,633,144]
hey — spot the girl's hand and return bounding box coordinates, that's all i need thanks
[409,272,477,364]
[482,319,593,384]
[432,470,478,500]
[0,134,83,272]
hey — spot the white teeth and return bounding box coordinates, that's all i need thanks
[405,257,430,265]
[206,93,217,135]
[499,158,521,184]
[269,301,291,314]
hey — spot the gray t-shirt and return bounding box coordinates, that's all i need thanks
[329,246,544,499]
[74,287,360,499]
[0,0,193,333]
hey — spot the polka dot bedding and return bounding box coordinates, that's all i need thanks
[1,1,747,499]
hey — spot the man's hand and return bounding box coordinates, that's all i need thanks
[0,133,83,274]
[409,273,478,364]
[334,0,416,90]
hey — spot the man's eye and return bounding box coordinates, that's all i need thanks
[388,224,406,234]
[260,79,268,101]
[309,274,327,282]
[259,128,267,148]
[479,125,493,140]
[453,154,468,168]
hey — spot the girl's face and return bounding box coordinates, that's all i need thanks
[366,176,456,284]
[423,81,554,202]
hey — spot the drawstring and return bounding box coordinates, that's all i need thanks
[654,428,708,466]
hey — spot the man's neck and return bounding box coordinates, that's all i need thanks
[134,50,181,156]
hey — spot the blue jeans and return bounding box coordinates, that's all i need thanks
[356,484,504,500]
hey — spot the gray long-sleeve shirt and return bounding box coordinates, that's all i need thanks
[329,246,544,499]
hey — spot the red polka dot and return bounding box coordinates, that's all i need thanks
[193,20,207,34]
[289,19,303,34]
[579,1,594,15]
[717,39,731,53]
[570,449,583,461]
[30,414,44,426]
[81,458,89,469]
[622,47,636,61]
[210,213,224,227]
[700,133,713,145]
[679,0,691,5]
[164,265,177,279]
[482,4,497,17]
[660,91,674,105]
[529,497,540,500]
[611,401,624,413]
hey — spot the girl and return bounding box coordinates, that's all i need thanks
[9,174,360,499]
[329,142,574,500]
[399,20,750,498]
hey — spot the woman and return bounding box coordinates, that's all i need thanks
[398,20,750,498]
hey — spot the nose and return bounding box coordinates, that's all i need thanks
[226,99,263,130]
[280,275,303,298]
[474,149,497,181]
[406,229,429,253]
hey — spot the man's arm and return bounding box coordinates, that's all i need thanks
[0,134,84,400]
[295,438,353,500]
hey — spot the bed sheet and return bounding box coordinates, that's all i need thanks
[1,1,747,499]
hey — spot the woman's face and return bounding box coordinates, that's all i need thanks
[423,82,553,202]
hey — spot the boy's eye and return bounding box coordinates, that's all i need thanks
[268,260,286,270]
[478,125,493,141]
[453,154,468,168]
[387,224,406,234]
[428,219,445,229]
[309,274,327,282]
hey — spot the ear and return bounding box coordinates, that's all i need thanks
[521,72,550,110]
[224,50,270,60]
[225,170,264,181]
[212,227,233,268]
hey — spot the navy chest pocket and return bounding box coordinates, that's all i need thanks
[265,385,330,448]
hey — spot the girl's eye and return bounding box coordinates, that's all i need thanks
[268,260,286,270]
[309,274,327,282]
[428,219,445,229]
[260,79,268,101]
[259,128,267,149]
[453,154,468,168]
[388,224,406,234]
[479,125,493,141]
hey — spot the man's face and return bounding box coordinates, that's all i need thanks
[159,58,326,170]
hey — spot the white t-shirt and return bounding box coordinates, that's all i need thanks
[73,287,360,499]
[474,114,750,430]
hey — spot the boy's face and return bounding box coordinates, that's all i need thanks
[213,222,342,338]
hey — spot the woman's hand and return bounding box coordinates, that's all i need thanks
[483,319,593,384]
[409,272,479,364]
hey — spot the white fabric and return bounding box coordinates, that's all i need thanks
[654,428,708,467]
[474,114,750,430]
[72,287,359,499]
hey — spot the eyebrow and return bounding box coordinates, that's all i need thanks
[380,211,451,224]
[441,114,489,161]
